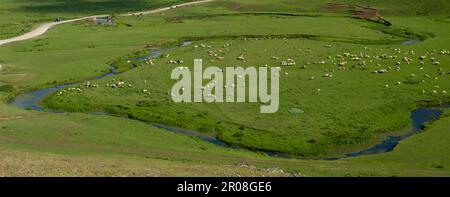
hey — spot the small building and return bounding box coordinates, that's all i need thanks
[94,16,113,25]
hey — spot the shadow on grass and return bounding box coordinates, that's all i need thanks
[15,0,189,14]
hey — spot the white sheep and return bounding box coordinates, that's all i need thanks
[377,69,388,74]
[338,61,347,67]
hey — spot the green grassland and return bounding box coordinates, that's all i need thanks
[34,2,450,157]
[0,0,450,176]
[1,101,450,176]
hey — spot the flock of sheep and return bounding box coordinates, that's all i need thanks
[57,78,150,97]
[53,39,449,99]
[191,40,449,95]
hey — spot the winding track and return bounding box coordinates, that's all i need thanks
[0,0,214,46]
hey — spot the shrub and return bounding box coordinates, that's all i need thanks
[0,84,14,92]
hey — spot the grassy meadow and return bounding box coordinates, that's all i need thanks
[0,0,449,176]
[0,0,192,39]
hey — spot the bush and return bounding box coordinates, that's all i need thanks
[0,84,14,92]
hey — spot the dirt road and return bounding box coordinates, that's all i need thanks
[0,0,213,46]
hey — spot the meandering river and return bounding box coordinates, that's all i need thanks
[8,41,448,160]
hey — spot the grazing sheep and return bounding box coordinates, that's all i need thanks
[338,61,347,67]
[351,57,361,61]
[66,87,83,93]
[323,73,333,78]
[377,69,388,74]
[237,54,246,61]
[167,59,184,64]
[0,64,2,72]
[402,57,412,62]
[316,60,326,65]
[147,60,155,65]
[281,59,296,66]
[222,43,232,48]
[396,81,401,85]
[439,50,449,55]
[379,54,389,59]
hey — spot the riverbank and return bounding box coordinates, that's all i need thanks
[8,39,449,160]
